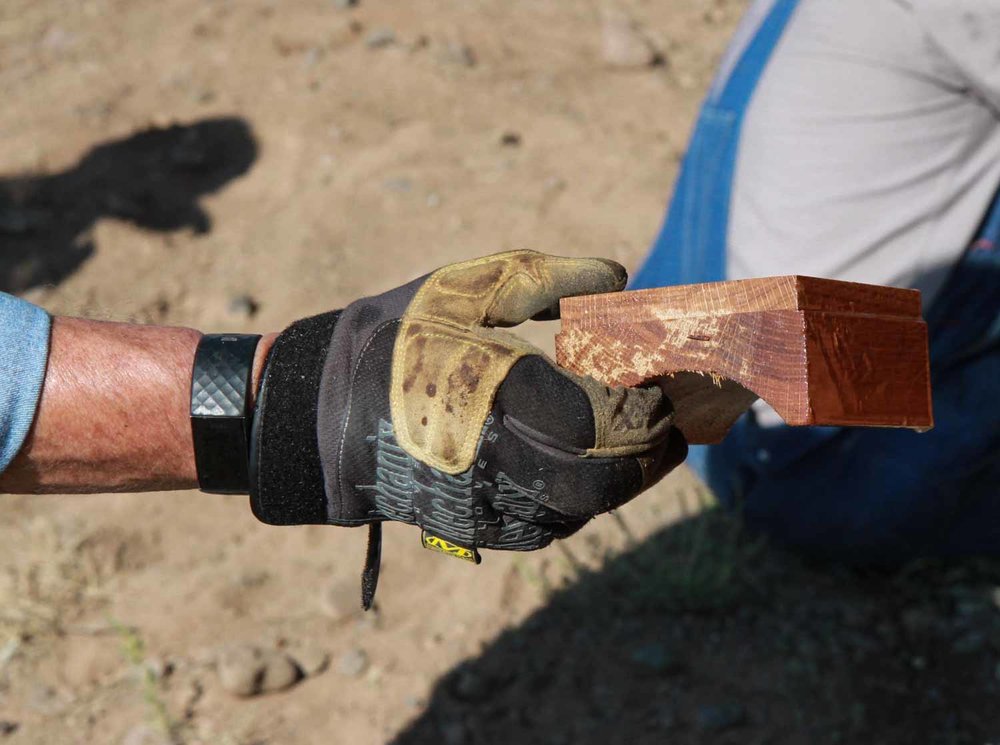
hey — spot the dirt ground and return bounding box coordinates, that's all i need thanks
[2,1,1000,744]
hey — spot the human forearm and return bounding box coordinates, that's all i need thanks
[0,317,276,494]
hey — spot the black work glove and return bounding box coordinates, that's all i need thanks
[250,251,686,606]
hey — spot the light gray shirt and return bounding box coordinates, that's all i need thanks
[729,0,1000,306]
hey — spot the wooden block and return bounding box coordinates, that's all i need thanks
[555,276,934,444]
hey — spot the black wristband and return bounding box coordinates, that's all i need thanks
[190,333,261,494]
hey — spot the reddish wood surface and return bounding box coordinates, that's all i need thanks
[555,276,934,444]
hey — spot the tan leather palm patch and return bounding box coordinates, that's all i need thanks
[389,250,627,473]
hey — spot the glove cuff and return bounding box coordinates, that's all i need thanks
[249,310,342,525]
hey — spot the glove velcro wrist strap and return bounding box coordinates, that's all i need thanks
[249,310,342,525]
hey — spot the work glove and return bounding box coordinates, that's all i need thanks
[250,250,686,606]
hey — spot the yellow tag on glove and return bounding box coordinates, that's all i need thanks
[421,531,482,564]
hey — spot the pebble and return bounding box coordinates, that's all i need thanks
[337,648,369,678]
[696,703,747,732]
[499,131,521,147]
[227,294,259,319]
[217,645,264,696]
[404,694,426,710]
[600,9,660,68]
[439,42,476,67]
[629,642,680,674]
[0,722,18,737]
[261,653,300,692]
[143,657,172,681]
[365,28,396,49]
[333,0,358,7]
[293,646,330,677]
[217,644,301,697]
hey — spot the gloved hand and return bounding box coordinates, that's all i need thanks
[250,251,686,606]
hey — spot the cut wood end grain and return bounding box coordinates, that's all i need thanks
[555,276,933,445]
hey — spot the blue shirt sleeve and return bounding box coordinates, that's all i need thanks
[0,293,51,474]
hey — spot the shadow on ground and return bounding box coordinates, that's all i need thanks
[0,116,257,294]
[394,507,1000,745]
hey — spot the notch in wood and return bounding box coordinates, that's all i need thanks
[555,275,934,445]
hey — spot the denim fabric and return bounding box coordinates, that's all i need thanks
[633,0,1000,561]
[0,293,51,474]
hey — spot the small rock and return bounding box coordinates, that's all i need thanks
[144,657,172,681]
[629,642,680,674]
[217,645,263,696]
[499,131,521,147]
[227,294,259,319]
[293,646,330,677]
[601,9,661,68]
[439,42,476,67]
[261,653,300,692]
[337,648,369,678]
[404,694,426,710]
[217,644,301,697]
[333,0,358,8]
[0,722,18,737]
[696,703,747,732]
[365,28,395,49]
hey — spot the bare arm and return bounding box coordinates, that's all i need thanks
[0,317,276,494]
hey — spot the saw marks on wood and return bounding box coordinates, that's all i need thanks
[555,276,934,444]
